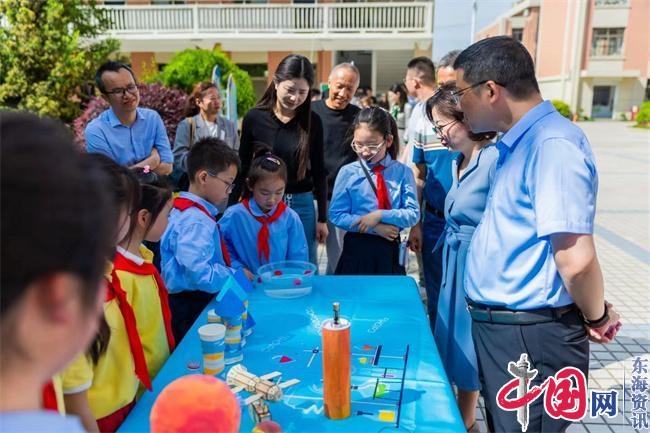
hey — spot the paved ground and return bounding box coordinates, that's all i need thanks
[316,121,650,432]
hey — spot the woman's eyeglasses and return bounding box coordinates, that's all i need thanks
[432,120,459,138]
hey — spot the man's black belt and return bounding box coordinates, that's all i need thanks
[425,202,445,220]
[468,302,577,325]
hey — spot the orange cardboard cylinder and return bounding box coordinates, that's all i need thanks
[321,318,351,419]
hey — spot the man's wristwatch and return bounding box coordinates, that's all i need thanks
[582,303,609,328]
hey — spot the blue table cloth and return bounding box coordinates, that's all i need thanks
[118,276,465,433]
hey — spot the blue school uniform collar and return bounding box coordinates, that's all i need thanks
[499,100,555,150]
[364,153,394,169]
[107,106,147,128]
[178,191,220,218]
[247,198,282,218]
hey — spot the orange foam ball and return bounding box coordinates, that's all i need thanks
[252,421,282,433]
[151,375,241,433]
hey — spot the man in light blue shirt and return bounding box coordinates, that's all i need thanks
[453,36,621,433]
[85,61,173,175]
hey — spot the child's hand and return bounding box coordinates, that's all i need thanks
[244,268,255,281]
[354,211,382,233]
[375,223,400,241]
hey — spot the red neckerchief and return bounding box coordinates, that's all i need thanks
[113,250,175,353]
[173,197,232,266]
[41,381,58,411]
[241,198,287,263]
[371,164,392,210]
[105,266,153,391]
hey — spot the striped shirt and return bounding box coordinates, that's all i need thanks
[408,101,457,213]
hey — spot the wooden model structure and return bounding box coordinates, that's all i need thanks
[226,364,300,423]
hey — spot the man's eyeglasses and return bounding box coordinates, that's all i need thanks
[432,120,459,138]
[450,80,506,105]
[207,171,235,194]
[351,140,385,154]
[104,83,139,97]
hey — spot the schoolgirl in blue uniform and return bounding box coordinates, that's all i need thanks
[220,150,308,279]
[329,107,420,275]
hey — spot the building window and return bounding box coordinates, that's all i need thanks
[511,28,524,42]
[591,28,624,56]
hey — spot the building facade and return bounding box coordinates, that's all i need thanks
[475,0,649,119]
[99,0,434,98]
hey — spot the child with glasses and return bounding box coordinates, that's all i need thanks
[160,138,240,341]
[220,147,308,280]
[329,107,420,275]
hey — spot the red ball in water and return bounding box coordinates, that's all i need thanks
[150,375,241,433]
[273,270,283,276]
[252,421,283,433]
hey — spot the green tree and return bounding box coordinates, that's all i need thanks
[0,0,119,121]
[152,48,256,117]
[551,100,572,119]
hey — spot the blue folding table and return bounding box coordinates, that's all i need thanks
[119,276,465,433]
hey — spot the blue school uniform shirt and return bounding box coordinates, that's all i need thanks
[160,191,232,294]
[219,200,309,273]
[329,154,420,233]
[465,101,598,310]
[85,107,173,166]
[0,411,85,433]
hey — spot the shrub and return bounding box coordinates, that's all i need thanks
[551,100,572,119]
[73,83,187,147]
[636,101,650,127]
[151,48,256,117]
[0,0,119,122]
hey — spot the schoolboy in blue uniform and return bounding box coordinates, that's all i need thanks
[330,107,419,275]
[160,138,240,341]
[220,153,308,278]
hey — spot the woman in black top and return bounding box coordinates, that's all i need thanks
[238,54,328,266]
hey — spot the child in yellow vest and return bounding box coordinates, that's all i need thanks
[63,155,174,432]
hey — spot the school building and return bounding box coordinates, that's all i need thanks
[475,0,649,119]
[98,0,434,97]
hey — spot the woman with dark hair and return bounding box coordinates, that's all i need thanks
[172,82,239,190]
[237,54,327,266]
[387,83,411,145]
[425,83,497,433]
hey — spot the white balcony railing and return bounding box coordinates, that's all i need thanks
[594,0,629,6]
[100,2,433,36]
